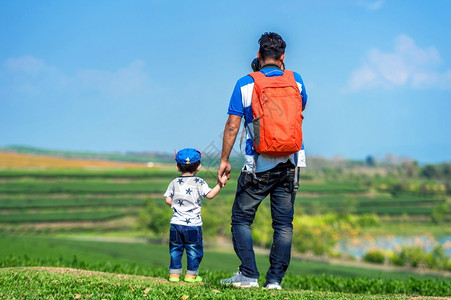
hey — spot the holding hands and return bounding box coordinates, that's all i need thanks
[217,160,231,188]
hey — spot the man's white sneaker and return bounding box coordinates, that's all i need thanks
[264,282,282,290]
[220,271,259,288]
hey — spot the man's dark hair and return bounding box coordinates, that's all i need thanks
[258,32,286,61]
[177,161,200,173]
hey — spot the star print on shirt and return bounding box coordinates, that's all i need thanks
[169,192,174,198]
[186,188,192,195]
[187,208,195,213]
[177,199,184,206]
[199,179,205,185]
[177,178,184,184]
[185,218,191,224]
[194,178,200,183]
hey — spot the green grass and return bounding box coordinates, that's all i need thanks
[0,234,450,297]
[0,267,415,300]
[295,192,448,216]
[362,222,451,236]
[354,206,435,215]
[0,171,369,195]
[300,182,368,194]
[0,195,145,209]
[0,210,127,223]
[298,194,445,206]
[1,168,443,217]
[0,179,167,194]
[0,234,442,281]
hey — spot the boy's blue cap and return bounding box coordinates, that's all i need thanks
[175,148,201,165]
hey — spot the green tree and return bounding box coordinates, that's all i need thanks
[252,203,273,248]
[425,245,449,269]
[431,203,450,224]
[337,198,357,216]
[365,155,376,167]
[201,200,230,240]
[390,246,426,268]
[137,197,172,242]
[421,164,441,179]
[363,249,385,264]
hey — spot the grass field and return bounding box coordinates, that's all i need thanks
[0,234,450,298]
[1,234,445,281]
[0,267,418,300]
[0,151,450,298]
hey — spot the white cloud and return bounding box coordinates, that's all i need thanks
[1,56,152,100]
[2,56,67,95]
[75,60,151,98]
[348,35,451,91]
[357,0,385,11]
[4,55,47,74]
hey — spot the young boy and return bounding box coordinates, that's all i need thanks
[164,148,225,283]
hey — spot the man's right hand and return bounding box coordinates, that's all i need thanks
[217,160,231,187]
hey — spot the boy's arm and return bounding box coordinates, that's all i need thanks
[204,184,221,199]
[204,175,227,199]
[165,197,172,206]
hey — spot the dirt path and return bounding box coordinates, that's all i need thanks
[5,266,170,284]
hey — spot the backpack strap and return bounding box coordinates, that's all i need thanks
[249,70,297,90]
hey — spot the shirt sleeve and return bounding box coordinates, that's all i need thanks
[164,180,175,198]
[294,72,308,108]
[198,179,212,197]
[227,80,244,116]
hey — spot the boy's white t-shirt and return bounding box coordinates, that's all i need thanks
[164,176,212,226]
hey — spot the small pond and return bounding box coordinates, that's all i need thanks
[336,235,451,259]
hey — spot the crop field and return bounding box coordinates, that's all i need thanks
[297,194,446,215]
[0,164,446,231]
[0,151,450,298]
[0,152,150,169]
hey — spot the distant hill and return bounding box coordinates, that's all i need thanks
[0,145,245,169]
[0,145,175,164]
[0,152,154,169]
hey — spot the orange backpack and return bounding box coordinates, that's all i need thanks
[249,70,303,157]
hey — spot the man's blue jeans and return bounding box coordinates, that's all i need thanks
[169,224,203,276]
[231,161,297,284]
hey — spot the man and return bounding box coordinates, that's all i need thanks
[218,32,307,290]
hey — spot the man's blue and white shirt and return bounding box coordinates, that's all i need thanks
[227,67,308,173]
[164,176,212,226]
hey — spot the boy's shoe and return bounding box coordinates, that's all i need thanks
[184,274,202,283]
[264,282,282,290]
[168,274,180,282]
[220,271,259,288]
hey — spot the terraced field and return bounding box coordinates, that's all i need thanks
[0,151,447,234]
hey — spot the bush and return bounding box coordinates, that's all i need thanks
[137,197,172,240]
[390,246,426,267]
[357,214,380,227]
[446,259,451,272]
[293,224,336,255]
[431,203,450,224]
[363,249,385,264]
[425,245,450,270]
[292,214,361,256]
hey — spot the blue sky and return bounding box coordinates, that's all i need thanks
[1,0,450,164]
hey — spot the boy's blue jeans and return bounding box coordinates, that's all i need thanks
[231,161,297,284]
[169,224,203,276]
